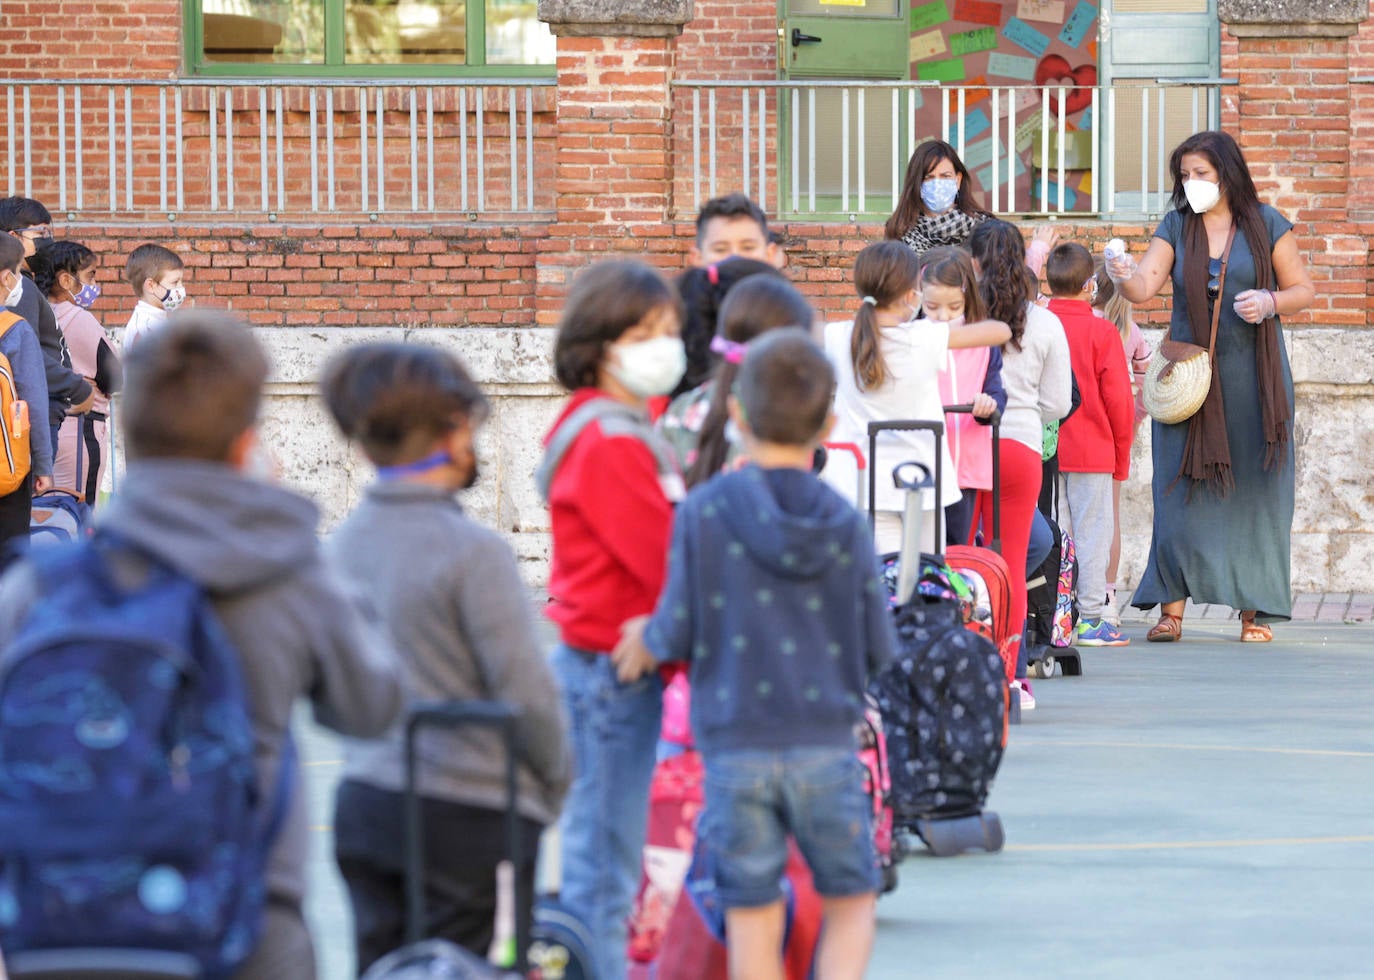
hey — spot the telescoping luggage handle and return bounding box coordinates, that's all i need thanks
[866,419,945,542]
[942,404,1002,555]
[821,442,866,506]
[405,700,527,971]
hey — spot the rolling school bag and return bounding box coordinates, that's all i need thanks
[1025,516,1083,679]
[865,419,1007,857]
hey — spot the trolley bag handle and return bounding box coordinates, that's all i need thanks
[822,441,866,506]
[866,419,944,541]
[942,404,1003,555]
[405,700,526,970]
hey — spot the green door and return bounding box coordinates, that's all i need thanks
[781,0,909,80]
[778,0,911,217]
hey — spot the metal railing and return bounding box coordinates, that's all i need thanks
[672,78,1236,219]
[1,78,556,218]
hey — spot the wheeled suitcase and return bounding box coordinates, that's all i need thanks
[865,419,1007,858]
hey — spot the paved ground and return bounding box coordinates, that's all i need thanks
[302,606,1374,979]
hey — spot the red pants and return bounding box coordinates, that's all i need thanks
[972,439,1043,677]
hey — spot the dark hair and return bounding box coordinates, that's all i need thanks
[675,258,783,396]
[321,343,488,467]
[849,241,921,391]
[968,220,1033,351]
[553,260,683,392]
[919,247,986,321]
[0,232,23,273]
[695,193,769,245]
[1046,242,1095,296]
[687,276,814,487]
[735,329,834,449]
[31,240,97,300]
[121,310,268,462]
[884,140,989,240]
[0,196,52,232]
[124,243,184,296]
[1168,130,1277,310]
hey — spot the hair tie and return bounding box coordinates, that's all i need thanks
[707,263,720,286]
[709,335,747,364]
[862,295,878,306]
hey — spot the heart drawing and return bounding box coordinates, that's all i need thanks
[1033,55,1097,116]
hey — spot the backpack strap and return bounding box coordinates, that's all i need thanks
[0,310,22,341]
[535,397,682,503]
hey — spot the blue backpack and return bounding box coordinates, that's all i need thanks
[0,533,293,978]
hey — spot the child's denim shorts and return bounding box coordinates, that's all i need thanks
[698,746,878,908]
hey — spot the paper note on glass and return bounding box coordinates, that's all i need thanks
[1059,1,1098,47]
[917,57,967,82]
[986,51,1037,81]
[953,0,1001,26]
[910,29,949,62]
[910,0,951,31]
[1003,17,1051,57]
[1017,0,1065,23]
[951,27,998,56]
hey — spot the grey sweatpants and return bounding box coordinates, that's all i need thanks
[1057,472,1114,622]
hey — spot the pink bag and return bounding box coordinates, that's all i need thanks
[660,669,693,747]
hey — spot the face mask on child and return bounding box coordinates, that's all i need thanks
[608,336,686,399]
[69,279,101,309]
[2,271,23,310]
[157,283,187,311]
[920,177,959,214]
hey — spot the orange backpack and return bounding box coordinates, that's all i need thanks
[0,311,33,496]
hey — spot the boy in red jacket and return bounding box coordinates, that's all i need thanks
[1046,243,1135,647]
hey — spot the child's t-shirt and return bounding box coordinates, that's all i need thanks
[123,301,167,352]
[824,318,961,514]
[643,464,896,757]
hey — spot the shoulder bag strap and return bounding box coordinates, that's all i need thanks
[1207,224,1239,358]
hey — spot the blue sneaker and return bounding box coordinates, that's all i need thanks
[1076,618,1129,647]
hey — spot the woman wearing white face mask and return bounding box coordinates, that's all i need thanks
[1105,130,1315,644]
[536,259,687,980]
[885,140,993,255]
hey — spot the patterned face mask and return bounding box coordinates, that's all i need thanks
[920,177,959,213]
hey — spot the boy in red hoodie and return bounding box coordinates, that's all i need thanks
[535,259,687,980]
[1045,243,1135,647]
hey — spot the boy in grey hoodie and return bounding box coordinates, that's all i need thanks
[0,311,404,979]
[321,343,569,972]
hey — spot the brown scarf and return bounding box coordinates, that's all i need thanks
[1179,212,1290,496]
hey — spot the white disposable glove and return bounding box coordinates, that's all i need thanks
[1233,289,1276,324]
[1103,238,1137,283]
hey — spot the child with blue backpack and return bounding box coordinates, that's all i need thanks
[616,329,897,980]
[0,310,403,979]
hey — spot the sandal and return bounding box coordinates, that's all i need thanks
[1146,613,1183,643]
[1240,614,1273,643]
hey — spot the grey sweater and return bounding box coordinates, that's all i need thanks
[325,481,570,825]
[0,461,405,913]
[1000,302,1074,454]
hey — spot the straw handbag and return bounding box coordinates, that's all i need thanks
[1143,227,1235,425]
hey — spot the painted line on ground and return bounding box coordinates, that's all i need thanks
[1007,834,1374,853]
[1013,739,1374,759]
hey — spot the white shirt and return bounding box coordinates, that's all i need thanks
[122,301,167,353]
[999,303,1073,455]
[823,318,962,516]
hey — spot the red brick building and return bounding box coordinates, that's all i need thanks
[1,0,1370,589]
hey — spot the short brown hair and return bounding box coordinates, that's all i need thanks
[553,260,683,392]
[321,342,488,467]
[1046,242,1095,297]
[121,310,268,462]
[124,243,184,296]
[735,329,833,448]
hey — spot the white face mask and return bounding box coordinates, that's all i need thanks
[608,336,686,399]
[2,272,22,310]
[1183,178,1221,214]
[159,283,187,311]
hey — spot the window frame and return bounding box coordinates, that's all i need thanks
[184,0,556,78]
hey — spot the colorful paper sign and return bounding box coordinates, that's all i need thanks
[1016,0,1065,23]
[952,0,1001,26]
[948,106,991,144]
[1078,105,1094,132]
[910,0,951,32]
[917,57,967,82]
[957,76,992,107]
[1003,17,1051,57]
[986,51,1037,82]
[960,135,1001,173]
[1015,113,1043,152]
[951,27,998,57]
[974,154,1027,194]
[910,28,949,62]
[1059,1,1098,47]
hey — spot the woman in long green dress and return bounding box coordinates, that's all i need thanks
[1107,130,1314,643]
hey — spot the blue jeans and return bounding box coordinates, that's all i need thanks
[699,747,878,908]
[551,644,662,980]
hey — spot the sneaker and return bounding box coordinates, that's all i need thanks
[1076,618,1130,646]
[1010,678,1036,711]
[1103,589,1121,627]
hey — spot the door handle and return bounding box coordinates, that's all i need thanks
[791,28,823,46]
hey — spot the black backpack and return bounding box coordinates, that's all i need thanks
[869,588,1006,823]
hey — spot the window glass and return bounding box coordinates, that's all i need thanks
[347,0,467,64]
[203,0,326,63]
[485,0,555,66]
